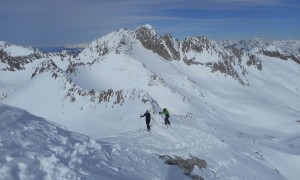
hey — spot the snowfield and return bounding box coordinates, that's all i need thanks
[1,25,300,179]
[2,103,299,180]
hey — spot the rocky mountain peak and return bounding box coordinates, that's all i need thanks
[135,26,180,61]
[135,24,157,37]
[78,28,136,63]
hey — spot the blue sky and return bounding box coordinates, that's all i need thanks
[0,0,299,47]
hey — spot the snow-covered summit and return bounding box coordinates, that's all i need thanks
[0,41,37,57]
[78,28,136,64]
[0,42,44,71]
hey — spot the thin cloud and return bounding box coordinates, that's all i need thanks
[0,0,298,46]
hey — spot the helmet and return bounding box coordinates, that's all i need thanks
[163,108,166,111]
[146,110,149,112]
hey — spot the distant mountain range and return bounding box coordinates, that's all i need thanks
[1,25,300,180]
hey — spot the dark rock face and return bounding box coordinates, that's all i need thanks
[261,50,300,64]
[31,59,59,79]
[159,154,208,179]
[66,87,126,105]
[247,54,262,70]
[66,62,85,74]
[261,50,288,60]
[183,56,203,65]
[181,37,211,66]
[182,36,210,54]
[94,43,110,56]
[207,60,248,85]
[136,28,253,86]
[231,48,243,63]
[135,26,180,61]
[0,49,43,71]
[162,33,181,60]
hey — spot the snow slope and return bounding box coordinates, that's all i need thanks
[2,102,300,179]
[0,103,126,180]
[0,104,212,180]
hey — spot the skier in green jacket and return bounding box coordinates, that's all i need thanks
[159,108,170,125]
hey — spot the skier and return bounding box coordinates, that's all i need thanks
[140,110,151,132]
[159,108,170,125]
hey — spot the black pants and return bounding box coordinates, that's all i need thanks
[146,119,151,130]
[165,115,170,125]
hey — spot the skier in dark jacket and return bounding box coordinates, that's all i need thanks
[159,108,170,125]
[141,110,151,131]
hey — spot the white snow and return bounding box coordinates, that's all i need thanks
[4,44,35,57]
[1,28,300,179]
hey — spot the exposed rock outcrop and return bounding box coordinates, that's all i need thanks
[0,49,43,71]
[159,154,209,179]
[135,25,180,60]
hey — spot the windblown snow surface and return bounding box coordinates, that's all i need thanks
[1,26,300,179]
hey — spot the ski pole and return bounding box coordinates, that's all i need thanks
[140,114,142,130]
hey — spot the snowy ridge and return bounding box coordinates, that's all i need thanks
[78,29,136,64]
[2,57,159,137]
[0,41,38,57]
[0,42,44,71]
